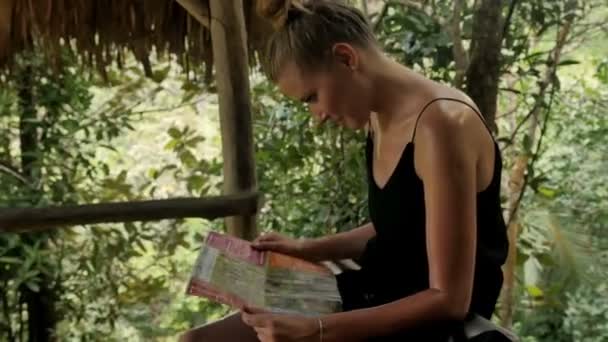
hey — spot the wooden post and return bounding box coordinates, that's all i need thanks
[208,0,257,240]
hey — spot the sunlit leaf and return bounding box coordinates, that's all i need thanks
[526,285,544,298]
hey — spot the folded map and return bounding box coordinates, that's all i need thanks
[186,231,344,315]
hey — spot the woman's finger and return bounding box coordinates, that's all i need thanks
[243,305,270,315]
[255,232,281,242]
[252,233,274,245]
[242,311,265,328]
[254,327,271,342]
[242,308,275,329]
[252,240,285,251]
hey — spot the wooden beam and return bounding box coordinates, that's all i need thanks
[174,0,211,28]
[0,192,260,233]
[209,0,258,241]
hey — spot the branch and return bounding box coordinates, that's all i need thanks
[445,0,468,88]
[506,82,558,226]
[18,294,23,341]
[174,0,211,28]
[503,5,578,147]
[1,279,13,341]
[502,0,520,40]
[361,0,369,18]
[504,100,542,147]
[0,192,261,233]
[505,0,578,226]
[563,19,607,52]
[0,161,29,185]
[373,2,390,31]
[373,1,424,31]
[496,102,520,119]
[129,97,208,116]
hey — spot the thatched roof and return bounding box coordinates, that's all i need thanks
[0,0,273,79]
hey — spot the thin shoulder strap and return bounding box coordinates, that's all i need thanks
[411,97,493,142]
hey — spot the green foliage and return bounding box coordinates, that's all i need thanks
[1,1,607,341]
[563,283,608,341]
[505,6,608,338]
[0,51,216,341]
[373,2,453,81]
[251,80,368,238]
[156,125,222,197]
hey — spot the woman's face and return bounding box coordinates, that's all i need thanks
[276,44,372,130]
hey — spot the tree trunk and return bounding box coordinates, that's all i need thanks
[21,285,56,342]
[18,66,38,180]
[499,1,578,328]
[0,0,14,65]
[464,0,506,131]
[17,62,57,342]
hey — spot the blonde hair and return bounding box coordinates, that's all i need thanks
[257,0,377,81]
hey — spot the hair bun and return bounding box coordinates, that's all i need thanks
[257,0,305,30]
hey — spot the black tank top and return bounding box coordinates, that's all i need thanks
[359,98,509,319]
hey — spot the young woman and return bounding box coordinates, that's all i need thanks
[180,0,509,341]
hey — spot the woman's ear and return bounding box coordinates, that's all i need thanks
[332,43,359,71]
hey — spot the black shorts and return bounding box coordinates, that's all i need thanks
[335,270,458,342]
[336,270,513,342]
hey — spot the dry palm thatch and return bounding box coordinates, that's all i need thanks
[0,0,273,79]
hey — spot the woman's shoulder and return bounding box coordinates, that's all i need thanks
[411,91,497,185]
[412,89,490,144]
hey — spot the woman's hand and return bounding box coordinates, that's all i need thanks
[241,306,320,342]
[252,232,306,258]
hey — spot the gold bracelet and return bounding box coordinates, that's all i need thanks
[318,317,324,342]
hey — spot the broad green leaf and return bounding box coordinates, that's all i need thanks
[538,186,558,199]
[527,285,544,298]
[179,150,198,169]
[523,133,533,154]
[557,59,580,67]
[0,256,21,264]
[188,175,206,192]
[168,127,181,139]
[25,281,40,293]
[164,139,180,150]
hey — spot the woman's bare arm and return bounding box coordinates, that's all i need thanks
[300,222,376,262]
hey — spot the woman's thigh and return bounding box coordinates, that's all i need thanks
[179,313,258,342]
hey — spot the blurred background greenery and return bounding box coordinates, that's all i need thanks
[1,0,607,341]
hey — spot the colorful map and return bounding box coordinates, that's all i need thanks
[187,232,342,315]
